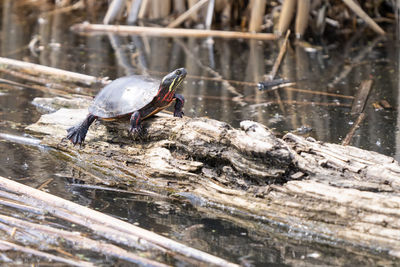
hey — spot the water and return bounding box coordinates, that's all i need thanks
[0,1,398,266]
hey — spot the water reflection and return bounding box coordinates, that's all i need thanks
[7,17,395,158]
[3,0,397,155]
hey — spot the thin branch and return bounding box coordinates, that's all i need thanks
[71,23,278,40]
[266,30,291,80]
[42,0,84,16]
[0,240,93,267]
[0,68,68,90]
[342,0,385,35]
[37,179,54,190]
[351,79,373,115]
[0,57,104,85]
[342,112,366,146]
[167,0,209,28]
[0,198,43,214]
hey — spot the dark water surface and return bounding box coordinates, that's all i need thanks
[0,1,399,266]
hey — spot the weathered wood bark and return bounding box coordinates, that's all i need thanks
[27,96,400,260]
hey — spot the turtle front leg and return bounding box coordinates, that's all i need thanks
[129,111,143,135]
[173,94,185,118]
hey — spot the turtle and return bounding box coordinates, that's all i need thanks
[67,68,187,145]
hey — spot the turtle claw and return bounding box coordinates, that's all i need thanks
[67,125,86,146]
[66,114,96,146]
[174,110,184,118]
[129,125,144,138]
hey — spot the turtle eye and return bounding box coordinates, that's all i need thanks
[176,69,181,75]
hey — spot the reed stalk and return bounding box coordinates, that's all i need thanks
[248,0,267,32]
[167,0,209,28]
[342,0,385,35]
[295,0,310,38]
[277,0,296,35]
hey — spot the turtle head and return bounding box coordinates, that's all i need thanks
[161,68,187,92]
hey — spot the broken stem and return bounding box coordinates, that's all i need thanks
[266,30,291,80]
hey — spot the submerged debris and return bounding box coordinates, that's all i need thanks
[257,78,292,91]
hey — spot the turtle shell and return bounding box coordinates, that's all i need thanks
[88,75,160,118]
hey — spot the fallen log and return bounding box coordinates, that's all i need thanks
[26,96,400,261]
[0,176,238,267]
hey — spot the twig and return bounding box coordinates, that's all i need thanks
[0,240,93,267]
[167,0,209,28]
[0,176,239,267]
[37,179,54,191]
[71,23,278,40]
[264,30,290,112]
[0,214,169,267]
[0,77,31,88]
[342,112,366,146]
[285,87,354,99]
[0,75,70,96]
[0,198,42,214]
[342,0,385,35]
[0,57,104,86]
[0,132,42,147]
[248,100,352,108]
[351,79,373,115]
[342,80,373,145]
[68,183,156,196]
[266,30,291,80]
[0,68,68,90]
[42,0,84,16]
[53,247,74,259]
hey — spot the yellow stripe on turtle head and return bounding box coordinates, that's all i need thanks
[175,77,183,88]
[169,76,180,91]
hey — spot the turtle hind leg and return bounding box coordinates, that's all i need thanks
[67,114,97,145]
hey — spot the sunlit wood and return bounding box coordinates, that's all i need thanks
[72,23,278,40]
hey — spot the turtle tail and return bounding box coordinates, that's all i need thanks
[67,114,97,145]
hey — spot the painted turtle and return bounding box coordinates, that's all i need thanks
[67,68,187,145]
